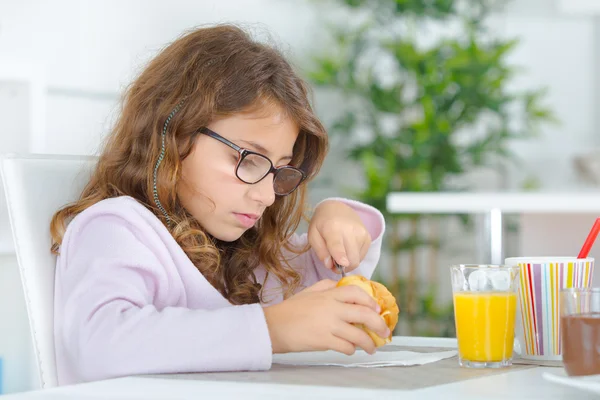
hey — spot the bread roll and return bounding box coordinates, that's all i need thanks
[336,275,400,347]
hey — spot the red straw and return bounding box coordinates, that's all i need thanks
[578,218,600,258]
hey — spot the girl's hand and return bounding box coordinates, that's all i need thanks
[262,280,390,355]
[308,200,371,274]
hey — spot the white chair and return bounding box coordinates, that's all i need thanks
[0,154,97,389]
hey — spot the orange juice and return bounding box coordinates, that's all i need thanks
[453,292,517,362]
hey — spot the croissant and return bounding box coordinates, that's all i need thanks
[336,275,400,347]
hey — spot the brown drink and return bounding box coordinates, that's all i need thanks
[561,313,600,376]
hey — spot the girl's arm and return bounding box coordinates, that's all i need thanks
[286,198,386,290]
[55,213,272,382]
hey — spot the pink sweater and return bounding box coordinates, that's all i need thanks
[54,196,385,385]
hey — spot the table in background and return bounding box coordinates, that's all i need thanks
[386,192,600,265]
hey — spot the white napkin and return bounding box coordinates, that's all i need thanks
[272,349,457,368]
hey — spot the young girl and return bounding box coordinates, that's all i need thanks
[50,24,388,385]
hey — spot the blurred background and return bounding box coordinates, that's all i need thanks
[2,0,600,394]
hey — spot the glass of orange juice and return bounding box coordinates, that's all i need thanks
[451,264,520,368]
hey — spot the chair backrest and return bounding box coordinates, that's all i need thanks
[0,154,97,389]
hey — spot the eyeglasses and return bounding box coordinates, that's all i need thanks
[199,127,306,196]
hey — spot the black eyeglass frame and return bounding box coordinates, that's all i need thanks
[198,127,307,195]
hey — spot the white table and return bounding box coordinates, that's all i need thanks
[386,192,600,265]
[2,336,596,400]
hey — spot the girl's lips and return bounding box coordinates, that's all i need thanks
[233,213,259,228]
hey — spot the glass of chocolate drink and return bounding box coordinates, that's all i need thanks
[561,288,600,376]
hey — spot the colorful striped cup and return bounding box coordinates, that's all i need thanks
[504,257,594,361]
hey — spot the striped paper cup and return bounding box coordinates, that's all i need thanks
[504,257,594,361]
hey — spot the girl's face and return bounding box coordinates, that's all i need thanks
[177,105,299,242]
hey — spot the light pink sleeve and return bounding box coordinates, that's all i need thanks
[286,197,385,290]
[55,214,272,382]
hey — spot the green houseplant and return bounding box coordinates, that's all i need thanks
[307,0,556,336]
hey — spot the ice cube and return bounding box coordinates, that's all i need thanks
[468,269,489,291]
[452,268,466,290]
[489,270,511,291]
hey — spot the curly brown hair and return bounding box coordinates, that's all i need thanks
[50,24,329,305]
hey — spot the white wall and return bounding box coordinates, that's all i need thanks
[498,1,599,190]
[1,0,600,393]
